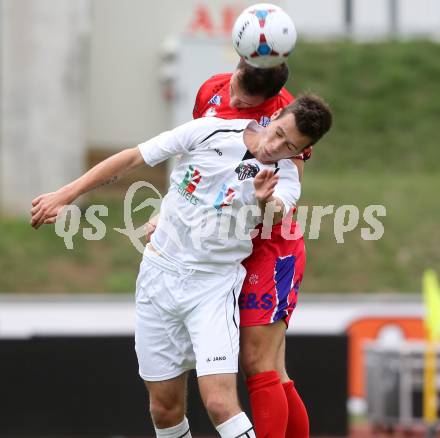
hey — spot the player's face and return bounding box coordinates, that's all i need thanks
[256,112,311,164]
[229,72,266,109]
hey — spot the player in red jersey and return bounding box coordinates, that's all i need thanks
[193,59,310,438]
[147,59,311,438]
[193,59,312,163]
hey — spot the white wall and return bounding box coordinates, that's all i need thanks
[354,0,390,37]
[286,0,346,36]
[0,293,423,338]
[88,0,440,150]
[0,0,90,215]
[399,0,440,35]
[87,0,286,149]
[1,0,438,216]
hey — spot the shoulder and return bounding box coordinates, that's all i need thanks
[278,87,294,105]
[256,87,294,115]
[194,73,232,119]
[196,117,250,133]
[181,117,249,142]
[198,73,232,93]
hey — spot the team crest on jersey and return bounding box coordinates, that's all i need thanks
[208,94,222,106]
[259,116,271,127]
[177,165,201,205]
[204,107,217,117]
[235,162,260,181]
[213,184,236,211]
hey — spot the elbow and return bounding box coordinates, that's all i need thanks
[126,147,144,170]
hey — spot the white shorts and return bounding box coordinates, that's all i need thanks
[135,249,246,381]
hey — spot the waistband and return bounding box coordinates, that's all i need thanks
[143,243,243,279]
[143,243,223,278]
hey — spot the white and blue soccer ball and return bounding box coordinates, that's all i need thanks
[232,3,297,69]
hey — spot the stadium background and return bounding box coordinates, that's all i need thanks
[0,0,439,436]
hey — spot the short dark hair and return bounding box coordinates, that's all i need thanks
[236,59,289,100]
[278,94,333,146]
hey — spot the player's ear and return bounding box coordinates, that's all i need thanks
[271,109,282,120]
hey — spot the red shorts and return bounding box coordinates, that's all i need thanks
[239,220,306,328]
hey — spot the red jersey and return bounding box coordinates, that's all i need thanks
[193,73,293,126]
[193,73,311,160]
[193,73,307,327]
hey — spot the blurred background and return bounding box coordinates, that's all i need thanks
[0,0,439,437]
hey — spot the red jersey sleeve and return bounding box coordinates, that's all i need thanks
[193,83,204,119]
[193,73,232,119]
[279,87,294,105]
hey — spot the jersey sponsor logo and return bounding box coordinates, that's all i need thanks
[235,162,260,181]
[239,292,273,310]
[208,94,222,106]
[204,107,217,117]
[213,184,235,211]
[259,116,271,127]
[178,165,201,205]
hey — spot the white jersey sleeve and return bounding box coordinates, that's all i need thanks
[273,159,301,214]
[138,117,221,166]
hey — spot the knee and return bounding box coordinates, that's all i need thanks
[204,393,235,424]
[277,366,291,383]
[150,399,184,428]
[240,347,276,378]
[240,350,261,378]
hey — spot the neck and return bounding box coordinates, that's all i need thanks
[243,128,259,156]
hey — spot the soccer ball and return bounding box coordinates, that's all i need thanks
[232,3,297,69]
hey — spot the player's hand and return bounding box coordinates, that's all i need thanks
[30,189,72,229]
[253,168,279,202]
[144,214,159,242]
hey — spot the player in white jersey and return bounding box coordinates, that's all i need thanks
[31,95,332,438]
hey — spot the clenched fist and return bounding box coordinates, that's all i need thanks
[30,188,72,229]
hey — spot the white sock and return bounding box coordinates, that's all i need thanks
[216,412,256,438]
[154,416,192,438]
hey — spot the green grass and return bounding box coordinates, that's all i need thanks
[1,172,438,293]
[1,41,439,293]
[299,172,440,292]
[287,40,440,173]
[0,192,155,293]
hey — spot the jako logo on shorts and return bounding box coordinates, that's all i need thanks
[177,165,201,205]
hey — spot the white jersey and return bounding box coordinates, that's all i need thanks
[138,117,300,273]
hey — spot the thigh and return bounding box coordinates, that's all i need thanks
[275,336,290,383]
[184,266,246,378]
[240,234,306,328]
[240,319,286,376]
[135,259,195,381]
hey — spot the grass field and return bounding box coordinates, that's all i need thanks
[1,172,438,293]
[287,40,440,174]
[1,40,439,293]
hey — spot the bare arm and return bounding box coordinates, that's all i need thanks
[31,147,145,229]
